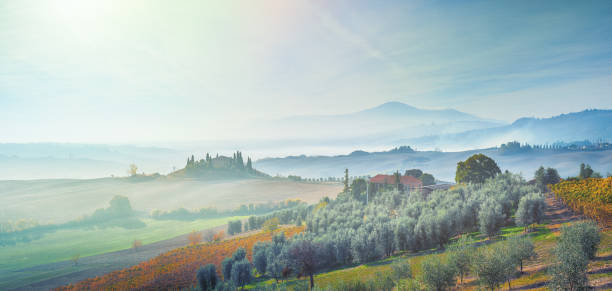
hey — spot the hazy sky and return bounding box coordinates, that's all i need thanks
[1,0,611,143]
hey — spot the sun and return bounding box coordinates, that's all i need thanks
[47,0,111,29]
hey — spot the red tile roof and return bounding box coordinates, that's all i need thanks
[369,174,422,187]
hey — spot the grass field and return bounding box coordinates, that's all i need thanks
[0,216,245,290]
[0,177,341,290]
[0,177,343,223]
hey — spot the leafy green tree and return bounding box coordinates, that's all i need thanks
[252,242,268,275]
[557,221,600,260]
[222,257,233,281]
[289,236,318,289]
[478,199,504,238]
[455,154,501,184]
[534,166,560,191]
[196,264,218,291]
[419,256,456,291]
[230,259,252,289]
[578,163,594,179]
[507,235,536,273]
[548,222,599,291]
[515,193,545,231]
[350,178,367,200]
[419,173,435,186]
[472,243,516,291]
[447,235,475,284]
[404,169,423,178]
[391,260,412,283]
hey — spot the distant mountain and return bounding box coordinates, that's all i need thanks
[400,109,612,150]
[256,101,505,140]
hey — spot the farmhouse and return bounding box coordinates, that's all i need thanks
[369,174,422,191]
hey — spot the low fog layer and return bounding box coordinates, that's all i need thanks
[0,105,610,180]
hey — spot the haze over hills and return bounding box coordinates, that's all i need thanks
[254,146,612,182]
[257,101,505,141]
[0,103,610,180]
[400,109,612,151]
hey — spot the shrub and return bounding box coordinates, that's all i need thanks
[188,230,202,245]
[419,256,456,291]
[263,217,280,232]
[391,260,412,282]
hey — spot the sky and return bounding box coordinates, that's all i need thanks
[1,0,611,143]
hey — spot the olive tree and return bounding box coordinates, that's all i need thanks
[515,193,545,231]
[419,256,456,291]
[472,243,516,291]
[288,235,318,289]
[478,199,505,238]
[252,242,268,275]
[196,264,218,291]
[507,235,536,273]
[447,236,475,284]
[549,239,589,291]
[230,259,253,289]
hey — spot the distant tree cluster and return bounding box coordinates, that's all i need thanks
[534,166,561,191]
[578,163,602,179]
[499,140,612,153]
[150,200,305,221]
[227,220,242,236]
[1,196,145,246]
[182,151,262,178]
[404,169,435,186]
[499,141,533,154]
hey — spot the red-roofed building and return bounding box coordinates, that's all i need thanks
[369,174,422,191]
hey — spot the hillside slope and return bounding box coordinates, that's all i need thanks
[401,109,612,150]
[255,147,612,182]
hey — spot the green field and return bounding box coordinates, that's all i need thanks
[0,178,342,223]
[0,177,341,289]
[0,216,245,289]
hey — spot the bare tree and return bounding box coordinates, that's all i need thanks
[188,230,202,245]
[71,253,80,266]
[132,239,143,251]
[128,164,138,176]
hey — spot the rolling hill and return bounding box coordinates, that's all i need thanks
[255,146,612,182]
[400,109,612,150]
